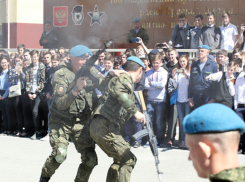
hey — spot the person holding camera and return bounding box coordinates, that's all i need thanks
[8,54,26,136]
[171,54,191,149]
[127,18,149,46]
[238,23,245,50]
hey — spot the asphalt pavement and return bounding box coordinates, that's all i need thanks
[1,135,245,182]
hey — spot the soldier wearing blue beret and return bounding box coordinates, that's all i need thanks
[39,45,127,182]
[90,56,146,182]
[184,103,245,181]
[127,18,149,46]
[188,45,218,110]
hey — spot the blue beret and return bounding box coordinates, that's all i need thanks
[127,56,145,69]
[184,103,245,134]
[70,45,92,58]
[44,21,51,25]
[132,18,140,23]
[198,45,210,50]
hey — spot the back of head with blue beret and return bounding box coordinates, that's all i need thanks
[127,56,145,69]
[183,103,245,134]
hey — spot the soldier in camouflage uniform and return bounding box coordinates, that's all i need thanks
[39,21,58,49]
[39,45,104,182]
[39,45,128,182]
[90,56,146,182]
[183,103,245,182]
[127,18,149,46]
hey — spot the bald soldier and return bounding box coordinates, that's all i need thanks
[184,103,245,181]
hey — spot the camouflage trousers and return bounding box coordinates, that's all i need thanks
[41,114,97,182]
[90,115,137,182]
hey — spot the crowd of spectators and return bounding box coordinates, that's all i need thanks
[1,11,245,155]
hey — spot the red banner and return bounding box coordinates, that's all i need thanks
[53,6,68,28]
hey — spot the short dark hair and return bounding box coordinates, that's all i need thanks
[48,48,56,53]
[232,48,243,56]
[125,48,136,57]
[178,13,186,19]
[123,61,142,72]
[195,14,203,20]
[17,44,26,50]
[222,12,230,18]
[216,49,228,57]
[23,49,30,55]
[114,57,121,65]
[233,58,243,68]
[30,50,39,57]
[0,49,7,55]
[207,12,215,18]
[44,52,52,57]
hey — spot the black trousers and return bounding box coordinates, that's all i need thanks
[39,99,49,132]
[0,90,13,132]
[30,94,41,132]
[22,93,34,134]
[12,90,25,132]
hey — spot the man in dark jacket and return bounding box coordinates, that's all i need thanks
[39,21,58,49]
[169,14,191,49]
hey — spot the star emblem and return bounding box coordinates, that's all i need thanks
[87,5,105,26]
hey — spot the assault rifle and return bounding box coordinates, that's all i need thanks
[67,40,113,92]
[132,91,163,182]
[75,40,113,81]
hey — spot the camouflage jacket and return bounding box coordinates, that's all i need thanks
[209,166,245,182]
[51,61,111,120]
[93,73,138,125]
[25,62,46,95]
[39,30,58,49]
[127,27,149,46]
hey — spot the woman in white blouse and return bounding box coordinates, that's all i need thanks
[171,54,191,149]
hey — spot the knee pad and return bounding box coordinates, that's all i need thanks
[120,151,137,171]
[86,152,98,169]
[55,143,68,163]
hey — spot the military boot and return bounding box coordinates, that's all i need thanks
[39,176,50,182]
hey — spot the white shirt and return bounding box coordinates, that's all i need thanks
[209,71,235,96]
[220,23,238,50]
[173,72,190,103]
[234,76,245,109]
[31,65,39,93]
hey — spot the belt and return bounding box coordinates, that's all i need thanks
[238,104,245,107]
[50,107,78,121]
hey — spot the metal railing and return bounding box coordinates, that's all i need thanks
[1,48,235,59]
